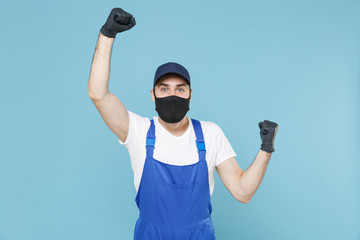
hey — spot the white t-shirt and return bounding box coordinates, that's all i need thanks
[118,111,237,196]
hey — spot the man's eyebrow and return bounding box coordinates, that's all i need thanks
[157,83,187,88]
[157,83,168,88]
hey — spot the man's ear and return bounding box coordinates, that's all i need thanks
[150,89,155,102]
[189,89,193,102]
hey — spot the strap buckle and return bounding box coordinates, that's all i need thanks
[146,137,155,148]
[196,141,206,152]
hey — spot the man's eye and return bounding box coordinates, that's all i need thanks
[160,88,167,92]
[177,88,184,92]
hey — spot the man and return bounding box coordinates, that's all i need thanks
[88,8,279,240]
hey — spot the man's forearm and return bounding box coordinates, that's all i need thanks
[88,32,114,99]
[239,149,271,202]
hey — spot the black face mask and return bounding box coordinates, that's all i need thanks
[154,92,190,123]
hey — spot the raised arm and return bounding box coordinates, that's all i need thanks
[88,8,136,142]
[216,120,279,203]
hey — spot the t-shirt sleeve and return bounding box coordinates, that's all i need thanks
[212,123,237,166]
[118,110,149,150]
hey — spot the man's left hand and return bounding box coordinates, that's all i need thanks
[258,120,279,153]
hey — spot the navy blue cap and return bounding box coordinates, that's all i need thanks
[153,62,190,87]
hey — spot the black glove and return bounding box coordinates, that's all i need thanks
[100,8,136,38]
[258,120,279,153]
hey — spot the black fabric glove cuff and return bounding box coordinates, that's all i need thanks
[260,144,275,153]
[100,27,116,38]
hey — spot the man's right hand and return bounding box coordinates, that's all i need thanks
[100,8,136,38]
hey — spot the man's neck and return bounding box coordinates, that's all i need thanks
[158,116,189,137]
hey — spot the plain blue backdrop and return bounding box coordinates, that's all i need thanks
[0,0,359,239]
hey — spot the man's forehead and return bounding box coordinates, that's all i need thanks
[156,74,189,86]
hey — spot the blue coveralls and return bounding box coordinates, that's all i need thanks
[134,119,216,240]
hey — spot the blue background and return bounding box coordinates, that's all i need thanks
[0,0,359,239]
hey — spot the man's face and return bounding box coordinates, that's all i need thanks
[151,74,192,101]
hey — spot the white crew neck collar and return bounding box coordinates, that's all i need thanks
[153,116,192,139]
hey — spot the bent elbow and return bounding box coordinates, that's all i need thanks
[238,198,251,204]
[235,193,252,204]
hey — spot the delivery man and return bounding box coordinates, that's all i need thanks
[88,8,279,240]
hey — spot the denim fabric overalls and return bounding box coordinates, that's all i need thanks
[134,118,215,240]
